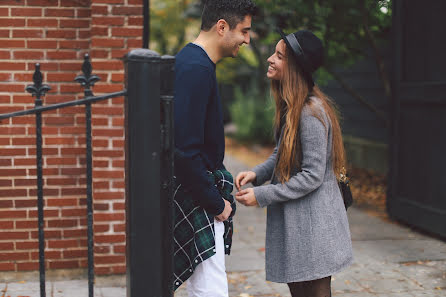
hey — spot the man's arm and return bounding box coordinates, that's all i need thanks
[174,65,225,216]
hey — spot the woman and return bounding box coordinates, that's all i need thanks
[235,30,353,297]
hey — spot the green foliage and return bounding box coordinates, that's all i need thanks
[229,86,275,145]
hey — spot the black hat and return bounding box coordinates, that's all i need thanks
[277,29,324,87]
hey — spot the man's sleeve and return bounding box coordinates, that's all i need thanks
[174,66,225,216]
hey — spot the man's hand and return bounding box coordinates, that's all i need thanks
[235,188,258,207]
[215,199,232,222]
[235,171,256,191]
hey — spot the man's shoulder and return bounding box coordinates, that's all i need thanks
[176,44,214,73]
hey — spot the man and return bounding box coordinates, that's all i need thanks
[173,0,257,296]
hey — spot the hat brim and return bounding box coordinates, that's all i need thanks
[277,28,315,87]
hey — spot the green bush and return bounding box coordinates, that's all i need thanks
[229,86,275,145]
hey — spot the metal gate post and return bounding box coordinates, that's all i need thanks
[125,49,173,296]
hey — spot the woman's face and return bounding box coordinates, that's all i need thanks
[267,40,287,81]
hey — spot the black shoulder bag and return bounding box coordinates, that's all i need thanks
[339,167,353,210]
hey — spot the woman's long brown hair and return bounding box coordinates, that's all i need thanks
[271,43,346,183]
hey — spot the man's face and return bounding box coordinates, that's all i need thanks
[221,15,252,58]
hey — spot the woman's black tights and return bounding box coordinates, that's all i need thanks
[287,276,332,297]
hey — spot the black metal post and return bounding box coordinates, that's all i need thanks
[26,64,51,297]
[143,0,150,49]
[160,55,175,297]
[125,49,167,296]
[75,54,100,297]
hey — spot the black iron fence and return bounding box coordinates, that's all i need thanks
[0,49,175,297]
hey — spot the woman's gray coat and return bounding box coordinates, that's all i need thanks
[252,97,353,283]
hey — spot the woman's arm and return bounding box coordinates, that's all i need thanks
[253,108,329,207]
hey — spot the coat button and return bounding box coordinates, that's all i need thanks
[194,259,198,263]
[176,282,179,286]
[212,249,216,252]
[225,245,229,248]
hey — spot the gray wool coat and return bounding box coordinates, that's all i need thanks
[252,97,353,283]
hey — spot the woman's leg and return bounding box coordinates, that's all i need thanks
[288,276,332,297]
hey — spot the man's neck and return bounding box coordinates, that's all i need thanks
[193,32,222,64]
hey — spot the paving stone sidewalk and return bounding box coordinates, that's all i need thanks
[1,155,445,297]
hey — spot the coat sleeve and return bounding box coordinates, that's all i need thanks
[251,146,278,186]
[253,107,329,208]
[174,65,225,215]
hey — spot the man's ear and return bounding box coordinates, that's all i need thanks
[216,19,228,36]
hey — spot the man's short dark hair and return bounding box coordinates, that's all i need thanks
[201,0,257,31]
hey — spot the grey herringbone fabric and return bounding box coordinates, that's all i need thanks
[252,97,353,283]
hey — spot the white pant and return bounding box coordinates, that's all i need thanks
[186,219,228,297]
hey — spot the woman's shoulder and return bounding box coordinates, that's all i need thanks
[302,96,326,117]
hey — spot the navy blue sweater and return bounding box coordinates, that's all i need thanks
[174,43,225,215]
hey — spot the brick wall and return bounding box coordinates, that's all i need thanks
[0,0,143,275]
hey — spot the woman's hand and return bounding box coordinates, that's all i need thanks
[235,171,257,191]
[235,188,258,207]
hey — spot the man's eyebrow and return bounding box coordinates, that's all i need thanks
[242,26,251,31]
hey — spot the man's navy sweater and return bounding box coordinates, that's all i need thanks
[174,43,225,215]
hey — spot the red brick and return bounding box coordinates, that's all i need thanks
[0,19,26,27]
[0,8,8,16]
[93,203,109,211]
[0,222,14,229]
[127,38,143,48]
[93,160,108,167]
[47,73,76,82]
[93,16,124,26]
[112,6,141,15]
[45,8,75,17]
[92,129,123,137]
[16,241,39,250]
[63,0,90,6]
[0,200,13,208]
[94,246,110,254]
[61,188,86,196]
[13,51,44,60]
[91,38,124,48]
[94,0,124,3]
[95,234,125,243]
[15,220,38,229]
[93,191,123,200]
[11,8,42,16]
[0,262,15,271]
[91,5,108,15]
[0,252,29,261]
[112,28,141,37]
[14,158,35,166]
[91,118,108,125]
[17,262,39,271]
[0,242,14,250]
[113,223,126,232]
[112,139,124,147]
[63,229,87,238]
[15,199,37,207]
[95,255,125,264]
[128,16,143,26]
[0,62,26,71]
[31,250,61,260]
[0,169,26,176]
[27,0,58,6]
[13,29,43,38]
[59,40,90,49]
[0,210,26,218]
[95,266,111,275]
[93,181,109,189]
[47,198,78,207]
[60,19,89,28]
[112,265,126,274]
[63,249,87,258]
[12,138,36,145]
[0,189,27,198]
[27,19,58,27]
[0,148,26,156]
[48,239,78,249]
[90,26,108,36]
[13,73,34,81]
[48,219,78,228]
[46,29,77,39]
[49,260,79,269]
[44,137,76,145]
[61,208,86,217]
[0,39,25,48]
[77,8,91,18]
[46,157,77,166]
[27,40,58,49]
[61,148,86,155]
[94,212,124,221]
[47,51,77,60]
[0,231,29,240]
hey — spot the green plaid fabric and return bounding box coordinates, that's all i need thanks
[173,169,235,291]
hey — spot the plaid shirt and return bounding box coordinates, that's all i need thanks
[173,169,235,291]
